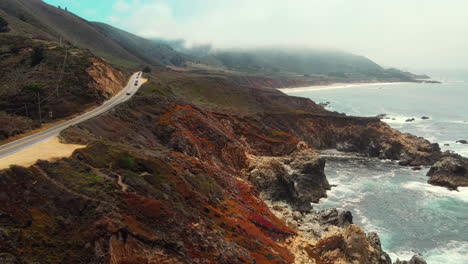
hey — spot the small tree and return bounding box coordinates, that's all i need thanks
[31,47,44,67]
[18,14,26,21]
[119,154,137,171]
[143,66,151,73]
[24,82,46,123]
[0,16,9,33]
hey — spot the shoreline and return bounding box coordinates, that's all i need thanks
[279,81,411,93]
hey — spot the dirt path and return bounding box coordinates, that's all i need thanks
[0,136,85,169]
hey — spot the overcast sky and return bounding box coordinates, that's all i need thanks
[45,0,468,72]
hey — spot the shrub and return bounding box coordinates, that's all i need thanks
[119,154,137,171]
[143,66,151,73]
[31,47,44,66]
[24,82,46,93]
[0,16,9,33]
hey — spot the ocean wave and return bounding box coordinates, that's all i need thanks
[401,181,468,203]
[450,120,468,125]
[388,250,422,263]
[424,241,468,264]
[388,241,468,264]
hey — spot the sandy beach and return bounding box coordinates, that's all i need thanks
[278,82,410,93]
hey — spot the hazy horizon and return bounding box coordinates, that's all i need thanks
[44,0,468,73]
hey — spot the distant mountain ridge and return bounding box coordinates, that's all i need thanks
[152,38,428,82]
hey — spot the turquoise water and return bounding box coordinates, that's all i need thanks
[283,80,468,263]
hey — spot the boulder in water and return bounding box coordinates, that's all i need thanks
[456,139,468,144]
[376,114,390,119]
[427,155,468,189]
[405,118,416,122]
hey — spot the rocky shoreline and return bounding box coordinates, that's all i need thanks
[265,200,426,264]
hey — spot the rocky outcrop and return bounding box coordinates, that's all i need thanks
[268,202,394,264]
[85,57,127,100]
[394,255,427,264]
[427,154,468,189]
[248,148,330,212]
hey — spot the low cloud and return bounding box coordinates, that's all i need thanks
[107,0,468,71]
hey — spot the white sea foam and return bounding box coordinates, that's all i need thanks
[402,181,468,203]
[424,241,468,264]
[451,120,468,125]
[388,250,421,263]
[389,241,468,264]
[382,114,422,125]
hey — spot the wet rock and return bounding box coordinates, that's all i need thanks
[408,255,427,264]
[427,155,468,189]
[405,118,415,122]
[412,166,422,171]
[444,143,450,146]
[421,116,430,120]
[376,114,390,119]
[456,140,468,144]
[367,232,392,264]
[318,208,353,227]
[339,210,353,226]
[394,254,427,264]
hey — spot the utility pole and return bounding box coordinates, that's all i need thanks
[56,45,68,97]
[37,92,42,124]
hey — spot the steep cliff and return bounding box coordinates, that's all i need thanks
[0,71,435,263]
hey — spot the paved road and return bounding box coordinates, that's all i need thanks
[0,72,144,159]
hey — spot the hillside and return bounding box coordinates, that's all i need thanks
[92,22,186,67]
[0,68,441,263]
[0,1,130,141]
[0,0,184,69]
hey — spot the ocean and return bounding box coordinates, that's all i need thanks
[283,78,468,263]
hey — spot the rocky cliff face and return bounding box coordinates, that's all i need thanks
[85,57,127,101]
[0,72,435,263]
[248,149,330,213]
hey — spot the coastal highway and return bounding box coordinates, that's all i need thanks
[0,72,144,159]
